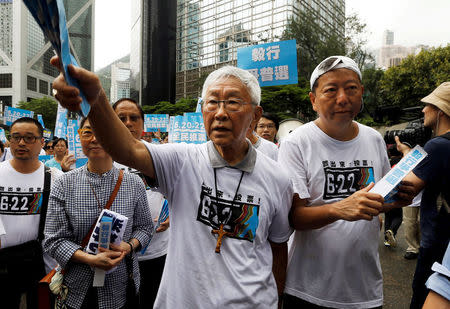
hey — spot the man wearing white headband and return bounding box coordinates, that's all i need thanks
[279,56,413,308]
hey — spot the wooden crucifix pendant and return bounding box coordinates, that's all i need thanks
[211,224,232,253]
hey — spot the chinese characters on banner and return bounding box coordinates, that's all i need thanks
[54,104,68,138]
[67,118,88,167]
[36,114,45,128]
[168,112,207,144]
[4,106,34,126]
[237,39,298,87]
[144,114,170,132]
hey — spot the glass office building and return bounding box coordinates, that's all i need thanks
[0,0,94,113]
[176,0,345,99]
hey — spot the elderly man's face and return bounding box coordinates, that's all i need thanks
[309,68,363,127]
[203,77,261,149]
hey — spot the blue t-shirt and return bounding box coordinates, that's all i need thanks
[44,158,62,170]
[413,135,450,249]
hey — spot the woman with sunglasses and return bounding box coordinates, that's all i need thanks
[43,118,153,309]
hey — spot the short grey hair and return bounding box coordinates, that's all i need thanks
[201,66,261,106]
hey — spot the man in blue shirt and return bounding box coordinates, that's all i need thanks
[396,82,450,309]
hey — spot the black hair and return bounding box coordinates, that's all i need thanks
[260,113,280,131]
[54,138,68,148]
[0,141,3,152]
[80,117,89,129]
[112,98,144,121]
[10,117,43,137]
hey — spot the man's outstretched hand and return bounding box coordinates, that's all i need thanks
[50,56,105,111]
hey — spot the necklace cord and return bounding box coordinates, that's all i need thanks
[213,168,245,227]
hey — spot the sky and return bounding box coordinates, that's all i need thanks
[94,0,450,70]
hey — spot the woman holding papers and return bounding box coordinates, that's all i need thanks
[43,118,153,309]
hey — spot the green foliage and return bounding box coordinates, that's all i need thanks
[260,84,313,122]
[344,14,374,68]
[380,45,450,109]
[361,66,385,115]
[355,113,376,127]
[17,97,58,131]
[141,98,198,115]
[281,9,345,80]
[282,11,373,81]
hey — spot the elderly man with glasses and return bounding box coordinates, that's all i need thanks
[279,56,414,309]
[51,59,293,309]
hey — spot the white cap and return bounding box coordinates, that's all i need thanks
[310,56,362,90]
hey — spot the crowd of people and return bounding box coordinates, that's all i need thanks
[0,55,448,309]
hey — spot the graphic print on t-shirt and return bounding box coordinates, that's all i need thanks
[0,187,43,215]
[197,184,260,242]
[322,160,375,200]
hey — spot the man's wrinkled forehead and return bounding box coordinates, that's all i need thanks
[316,68,362,87]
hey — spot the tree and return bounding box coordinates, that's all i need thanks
[17,97,58,131]
[260,84,312,122]
[282,10,373,81]
[141,98,198,116]
[379,45,450,109]
[282,9,344,80]
[361,66,385,115]
[344,14,374,69]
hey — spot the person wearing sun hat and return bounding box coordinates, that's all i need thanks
[395,81,450,309]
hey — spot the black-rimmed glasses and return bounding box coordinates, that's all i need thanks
[10,134,40,144]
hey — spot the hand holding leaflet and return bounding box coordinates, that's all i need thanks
[370,145,427,203]
[92,217,112,287]
[22,0,90,117]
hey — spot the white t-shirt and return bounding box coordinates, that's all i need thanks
[254,136,278,161]
[0,160,63,271]
[145,141,293,309]
[278,122,390,309]
[114,160,169,260]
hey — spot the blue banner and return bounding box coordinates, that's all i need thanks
[66,119,85,159]
[0,128,6,143]
[37,114,45,128]
[144,114,170,132]
[54,104,67,138]
[237,39,298,87]
[4,106,34,126]
[168,113,207,144]
[43,128,53,142]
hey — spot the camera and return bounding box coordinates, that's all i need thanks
[384,118,432,147]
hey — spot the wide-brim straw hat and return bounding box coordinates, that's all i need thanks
[421,82,450,117]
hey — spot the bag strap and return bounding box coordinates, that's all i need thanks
[80,169,124,248]
[38,166,52,242]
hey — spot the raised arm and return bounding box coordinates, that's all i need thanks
[50,57,155,179]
